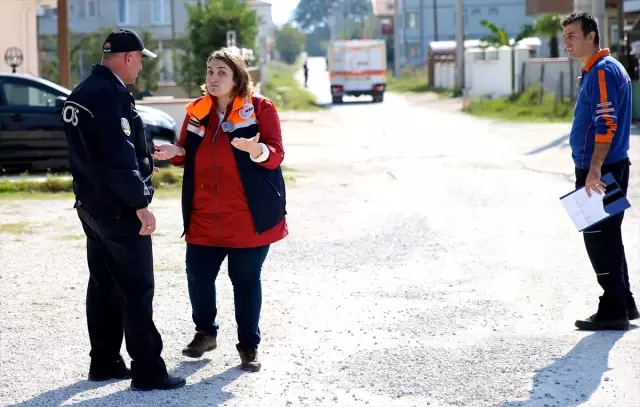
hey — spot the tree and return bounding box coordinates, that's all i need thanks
[305,25,331,57]
[294,0,371,31]
[534,14,562,58]
[479,20,535,94]
[179,0,258,95]
[276,24,306,64]
[39,26,160,97]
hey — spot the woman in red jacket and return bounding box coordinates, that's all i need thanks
[153,48,288,372]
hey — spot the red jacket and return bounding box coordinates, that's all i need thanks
[170,95,288,248]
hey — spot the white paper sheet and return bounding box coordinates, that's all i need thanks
[560,188,608,231]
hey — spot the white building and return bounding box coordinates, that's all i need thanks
[1,0,56,75]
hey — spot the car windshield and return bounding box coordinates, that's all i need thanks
[33,76,71,96]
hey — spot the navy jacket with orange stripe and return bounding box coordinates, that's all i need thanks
[570,49,631,169]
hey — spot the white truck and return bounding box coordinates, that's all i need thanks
[327,39,387,104]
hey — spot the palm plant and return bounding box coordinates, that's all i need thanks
[479,20,535,94]
[533,14,562,58]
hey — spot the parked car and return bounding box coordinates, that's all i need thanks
[0,74,178,173]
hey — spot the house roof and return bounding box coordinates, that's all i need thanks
[372,0,394,16]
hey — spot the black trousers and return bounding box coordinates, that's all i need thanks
[575,158,633,308]
[77,206,167,380]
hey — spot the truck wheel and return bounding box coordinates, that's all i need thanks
[373,93,384,103]
[332,95,343,104]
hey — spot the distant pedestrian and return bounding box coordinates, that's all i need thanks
[153,47,288,372]
[61,28,186,390]
[303,58,309,87]
[562,12,639,330]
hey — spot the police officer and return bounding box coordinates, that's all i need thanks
[62,29,185,390]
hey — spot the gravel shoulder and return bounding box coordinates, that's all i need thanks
[1,88,639,407]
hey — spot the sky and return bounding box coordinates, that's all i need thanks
[263,0,300,26]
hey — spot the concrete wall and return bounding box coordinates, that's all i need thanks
[0,0,55,75]
[522,58,581,99]
[465,46,531,97]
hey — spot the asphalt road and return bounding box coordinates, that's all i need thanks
[0,57,638,407]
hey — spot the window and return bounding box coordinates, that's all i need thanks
[2,83,57,108]
[407,12,417,29]
[117,0,129,24]
[488,8,498,16]
[472,9,481,16]
[408,43,419,58]
[152,0,171,24]
[87,0,97,17]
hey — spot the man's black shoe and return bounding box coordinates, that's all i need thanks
[130,374,186,391]
[627,294,639,320]
[88,356,132,381]
[575,297,630,331]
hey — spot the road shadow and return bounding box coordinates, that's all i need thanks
[500,328,635,407]
[9,359,245,407]
[316,99,379,109]
[524,134,570,156]
[524,126,640,157]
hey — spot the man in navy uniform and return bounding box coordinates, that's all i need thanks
[62,29,185,391]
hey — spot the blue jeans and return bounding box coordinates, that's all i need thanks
[185,243,270,348]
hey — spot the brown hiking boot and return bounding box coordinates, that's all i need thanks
[236,344,261,372]
[182,331,217,358]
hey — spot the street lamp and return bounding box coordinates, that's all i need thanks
[57,0,70,88]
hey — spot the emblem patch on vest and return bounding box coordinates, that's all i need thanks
[121,118,131,136]
[239,104,254,120]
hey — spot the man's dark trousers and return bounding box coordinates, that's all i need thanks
[575,158,632,309]
[77,205,167,380]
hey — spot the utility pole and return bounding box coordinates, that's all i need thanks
[455,0,464,91]
[57,0,70,88]
[432,0,438,41]
[394,0,403,77]
[170,0,177,83]
[592,0,606,46]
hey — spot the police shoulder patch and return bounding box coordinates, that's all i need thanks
[121,118,131,136]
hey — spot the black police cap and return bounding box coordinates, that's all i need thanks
[102,29,157,58]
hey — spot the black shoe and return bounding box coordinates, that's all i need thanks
[236,344,261,372]
[130,374,186,391]
[575,297,630,331]
[627,294,639,320]
[182,331,217,358]
[88,356,132,381]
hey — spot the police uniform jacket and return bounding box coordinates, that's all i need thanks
[62,64,154,217]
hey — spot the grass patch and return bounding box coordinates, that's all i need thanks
[261,61,321,111]
[462,84,573,123]
[0,222,35,234]
[385,67,456,97]
[0,165,297,198]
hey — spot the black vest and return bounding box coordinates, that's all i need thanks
[180,97,287,237]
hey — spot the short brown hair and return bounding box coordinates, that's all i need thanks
[200,47,254,97]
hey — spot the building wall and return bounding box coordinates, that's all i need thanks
[0,0,55,75]
[398,0,534,67]
[38,0,273,80]
[38,0,198,40]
